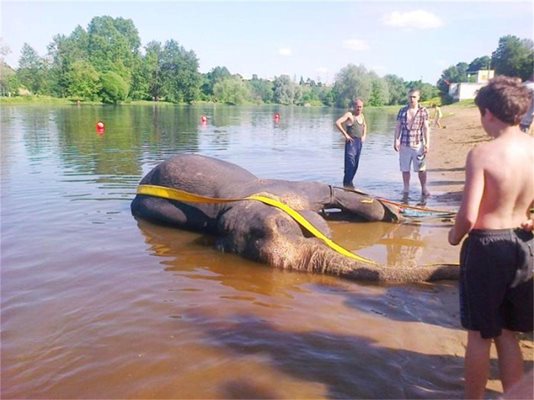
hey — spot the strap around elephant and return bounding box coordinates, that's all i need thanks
[137,184,376,264]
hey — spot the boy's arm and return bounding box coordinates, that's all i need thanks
[448,149,485,245]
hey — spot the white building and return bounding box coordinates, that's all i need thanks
[448,70,495,101]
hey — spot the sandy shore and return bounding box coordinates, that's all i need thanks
[427,103,488,204]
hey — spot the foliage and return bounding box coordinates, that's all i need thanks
[468,56,491,73]
[66,60,100,100]
[160,39,201,103]
[272,75,295,105]
[99,71,129,103]
[383,74,406,105]
[437,62,468,95]
[491,35,534,80]
[0,62,19,96]
[17,43,49,94]
[368,74,389,106]
[87,16,140,83]
[248,75,274,104]
[332,64,372,107]
[213,76,250,105]
[202,66,231,99]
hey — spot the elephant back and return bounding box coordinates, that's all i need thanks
[141,153,258,197]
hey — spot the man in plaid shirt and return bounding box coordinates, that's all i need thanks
[393,88,431,197]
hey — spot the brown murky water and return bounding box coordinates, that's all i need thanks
[1,105,520,399]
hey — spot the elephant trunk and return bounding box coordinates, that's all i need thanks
[283,240,459,283]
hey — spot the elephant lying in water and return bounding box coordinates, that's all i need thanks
[131,154,459,283]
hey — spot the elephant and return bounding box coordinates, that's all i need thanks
[131,153,459,283]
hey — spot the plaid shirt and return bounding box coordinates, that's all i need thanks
[397,106,429,147]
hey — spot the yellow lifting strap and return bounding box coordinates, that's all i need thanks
[137,184,376,265]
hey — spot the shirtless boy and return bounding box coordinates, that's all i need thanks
[448,76,534,399]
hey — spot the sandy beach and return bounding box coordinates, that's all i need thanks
[428,103,488,203]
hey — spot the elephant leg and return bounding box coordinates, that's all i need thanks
[331,187,399,222]
[131,195,217,232]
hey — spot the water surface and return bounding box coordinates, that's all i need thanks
[2,104,468,399]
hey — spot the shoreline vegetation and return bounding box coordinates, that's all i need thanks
[0,94,451,109]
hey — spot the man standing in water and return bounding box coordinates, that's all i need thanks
[335,98,367,188]
[393,89,430,197]
[448,76,534,399]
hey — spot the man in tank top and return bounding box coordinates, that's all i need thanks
[335,98,367,188]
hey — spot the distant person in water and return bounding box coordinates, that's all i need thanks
[335,98,367,188]
[448,76,534,399]
[393,89,430,197]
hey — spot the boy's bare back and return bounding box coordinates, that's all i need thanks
[471,131,534,229]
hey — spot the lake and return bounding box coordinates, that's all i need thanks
[1,104,467,399]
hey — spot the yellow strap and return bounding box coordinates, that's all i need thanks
[137,184,375,264]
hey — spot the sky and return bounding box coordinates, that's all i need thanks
[1,0,532,85]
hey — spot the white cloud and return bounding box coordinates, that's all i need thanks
[342,39,369,51]
[316,67,328,74]
[278,47,292,56]
[382,10,444,29]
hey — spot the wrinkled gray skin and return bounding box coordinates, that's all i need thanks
[131,154,459,283]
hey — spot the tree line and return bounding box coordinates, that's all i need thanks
[0,16,532,107]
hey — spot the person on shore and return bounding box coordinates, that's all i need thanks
[448,76,534,399]
[335,98,367,188]
[393,89,430,197]
[431,103,443,128]
[519,74,534,134]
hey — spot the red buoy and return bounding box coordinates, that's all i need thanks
[96,121,105,133]
[201,115,207,123]
[274,113,280,121]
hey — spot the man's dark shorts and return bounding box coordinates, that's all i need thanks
[459,228,533,339]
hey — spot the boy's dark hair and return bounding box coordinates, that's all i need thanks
[475,76,532,125]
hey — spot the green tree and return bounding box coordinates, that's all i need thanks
[213,76,250,104]
[202,66,231,98]
[437,62,469,96]
[87,16,141,84]
[0,41,19,96]
[66,60,100,100]
[17,43,49,94]
[248,74,274,103]
[492,35,534,80]
[332,64,372,108]
[383,74,406,105]
[143,41,165,100]
[160,39,201,103]
[99,71,128,103]
[468,56,491,72]
[47,27,89,97]
[368,73,389,106]
[272,75,295,105]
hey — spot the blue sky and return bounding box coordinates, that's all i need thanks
[1,1,532,84]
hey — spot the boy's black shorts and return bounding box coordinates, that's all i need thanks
[459,228,533,339]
